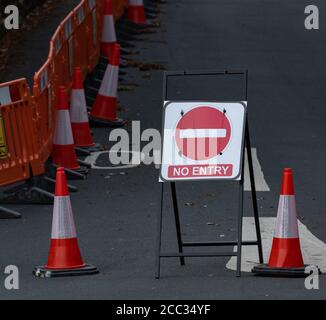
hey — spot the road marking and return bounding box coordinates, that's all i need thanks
[84,150,144,169]
[226,217,326,273]
[244,148,270,191]
[179,129,227,139]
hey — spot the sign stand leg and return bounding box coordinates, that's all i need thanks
[171,182,185,266]
[155,183,164,279]
[156,182,185,279]
[245,122,264,264]
[236,144,245,277]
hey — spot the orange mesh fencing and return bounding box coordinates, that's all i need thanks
[33,0,104,165]
[0,0,128,187]
[0,79,44,186]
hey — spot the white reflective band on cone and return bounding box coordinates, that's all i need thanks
[99,65,119,97]
[53,110,74,145]
[102,16,116,42]
[129,0,144,5]
[274,195,299,238]
[70,90,89,123]
[0,86,12,105]
[51,196,77,239]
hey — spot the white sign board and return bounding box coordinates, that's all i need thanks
[160,101,247,181]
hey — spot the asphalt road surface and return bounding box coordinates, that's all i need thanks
[1,0,326,299]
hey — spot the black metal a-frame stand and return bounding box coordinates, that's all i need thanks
[156,69,264,278]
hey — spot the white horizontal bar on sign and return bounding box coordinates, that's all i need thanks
[179,129,227,139]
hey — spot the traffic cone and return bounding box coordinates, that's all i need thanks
[127,0,147,25]
[70,67,101,152]
[90,43,124,127]
[101,0,117,57]
[33,167,98,278]
[52,86,80,170]
[252,168,312,277]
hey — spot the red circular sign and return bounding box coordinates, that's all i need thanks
[175,106,231,161]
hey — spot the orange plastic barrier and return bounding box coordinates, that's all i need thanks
[0,0,129,187]
[0,79,44,186]
[33,0,105,165]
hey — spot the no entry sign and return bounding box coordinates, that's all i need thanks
[160,101,247,181]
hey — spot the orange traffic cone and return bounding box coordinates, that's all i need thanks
[33,167,98,277]
[252,168,310,276]
[70,67,99,151]
[52,86,80,170]
[101,0,117,57]
[90,44,124,126]
[127,0,147,25]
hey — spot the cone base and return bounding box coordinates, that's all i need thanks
[89,115,125,127]
[78,143,104,153]
[73,166,89,176]
[252,263,311,277]
[126,19,150,28]
[0,207,21,219]
[33,264,99,278]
